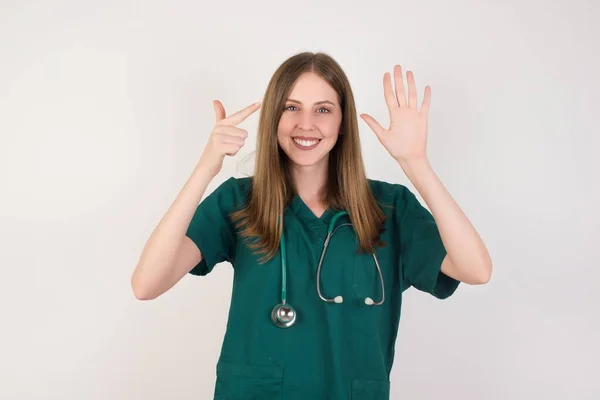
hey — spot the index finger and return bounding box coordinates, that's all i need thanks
[223,102,261,126]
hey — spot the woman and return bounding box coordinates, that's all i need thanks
[131,52,492,399]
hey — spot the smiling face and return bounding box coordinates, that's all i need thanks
[277,72,343,170]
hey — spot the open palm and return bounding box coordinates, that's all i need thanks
[360,65,431,163]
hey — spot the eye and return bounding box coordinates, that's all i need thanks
[283,105,331,113]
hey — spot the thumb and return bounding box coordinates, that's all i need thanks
[214,100,226,122]
[360,113,385,141]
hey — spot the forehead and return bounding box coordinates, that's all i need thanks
[287,72,338,103]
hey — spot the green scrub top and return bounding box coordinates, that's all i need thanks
[186,176,460,400]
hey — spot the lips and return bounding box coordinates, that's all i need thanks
[292,137,320,150]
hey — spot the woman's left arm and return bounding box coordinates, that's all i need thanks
[360,64,492,285]
[400,158,492,284]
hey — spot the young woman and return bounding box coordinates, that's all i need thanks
[131,52,492,399]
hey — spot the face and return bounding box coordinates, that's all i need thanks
[277,72,343,170]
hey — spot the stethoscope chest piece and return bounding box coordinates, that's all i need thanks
[271,302,296,328]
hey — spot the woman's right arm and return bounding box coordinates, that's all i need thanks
[130,100,261,300]
[131,163,214,300]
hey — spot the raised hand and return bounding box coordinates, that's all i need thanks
[198,100,261,177]
[360,65,431,164]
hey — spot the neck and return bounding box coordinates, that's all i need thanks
[289,162,328,204]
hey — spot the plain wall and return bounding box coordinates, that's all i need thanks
[1,0,598,398]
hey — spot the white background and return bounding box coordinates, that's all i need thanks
[1,0,598,398]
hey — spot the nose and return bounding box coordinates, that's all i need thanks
[297,110,316,131]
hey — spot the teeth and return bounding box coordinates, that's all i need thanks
[293,138,319,147]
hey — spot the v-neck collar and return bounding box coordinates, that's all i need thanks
[285,194,337,231]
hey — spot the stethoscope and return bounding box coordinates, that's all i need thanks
[271,211,386,328]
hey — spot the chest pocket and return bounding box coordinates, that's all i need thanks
[319,225,387,335]
[214,361,283,400]
[346,249,384,338]
[351,249,385,305]
[316,224,358,302]
[320,221,387,305]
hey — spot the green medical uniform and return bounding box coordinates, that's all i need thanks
[186,176,460,399]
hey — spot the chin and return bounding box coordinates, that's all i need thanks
[288,158,320,168]
[285,152,329,169]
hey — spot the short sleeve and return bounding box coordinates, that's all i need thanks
[185,177,245,276]
[397,186,460,299]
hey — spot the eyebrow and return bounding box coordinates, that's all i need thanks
[286,98,337,106]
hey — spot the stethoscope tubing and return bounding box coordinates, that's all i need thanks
[272,211,385,328]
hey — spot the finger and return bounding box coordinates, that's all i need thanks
[407,71,417,109]
[214,125,248,138]
[218,133,245,146]
[222,143,241,157]
[394,65,407,107]
[214,100,226,122]
[360,113,386,141]
[420,85,432,115]
[383,72,398,113]
[224,101,261,126]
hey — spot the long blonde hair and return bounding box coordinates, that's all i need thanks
[231,52,386,263]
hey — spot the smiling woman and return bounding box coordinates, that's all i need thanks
[233,53,385,264]
[131,51,492,400]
